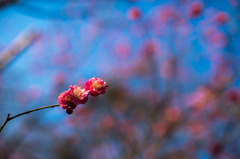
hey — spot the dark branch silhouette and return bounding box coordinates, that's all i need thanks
[0,104,60,132]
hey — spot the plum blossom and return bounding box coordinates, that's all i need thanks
[58,77,107,114]
[85,77,107,97]
[58,90,77,114]
[68,85,89,105]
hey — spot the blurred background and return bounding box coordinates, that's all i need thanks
[0,0,240,158]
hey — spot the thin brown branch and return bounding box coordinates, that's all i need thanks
[0,104,60,133]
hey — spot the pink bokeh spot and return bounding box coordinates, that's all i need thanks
[187,1,204,18]
[127,7,141,21]
[214,11,229,25]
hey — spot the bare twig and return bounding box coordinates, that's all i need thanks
[0,104,60,133]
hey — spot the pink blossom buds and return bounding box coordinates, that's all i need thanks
[58,77,107,114]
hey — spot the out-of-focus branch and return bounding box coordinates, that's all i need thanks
[0,0,18,9]
[0,27,40,71]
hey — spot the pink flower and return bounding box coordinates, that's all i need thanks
[58,90,77,114]
[68,85,89,105]
[58,78,107,114]
[85,77,106,97]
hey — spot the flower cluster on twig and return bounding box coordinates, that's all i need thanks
[0,77,107,132]
[58,77,107,114]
